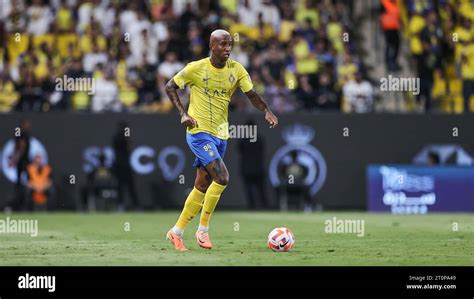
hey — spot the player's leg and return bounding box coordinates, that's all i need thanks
[181,132,228,249]
[195,158,229,249]
[194,166,212,193]
[167,167,211,251]
[200,135,229,228]
[201,138,229,226]
[173,167,211,232]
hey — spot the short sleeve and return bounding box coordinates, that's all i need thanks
[237,63,253,93]
[172,63,194,89]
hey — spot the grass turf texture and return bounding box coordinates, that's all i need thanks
[0,212,472,266]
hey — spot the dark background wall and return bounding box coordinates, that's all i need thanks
[1,113,473,210]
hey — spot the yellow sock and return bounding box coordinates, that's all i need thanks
[200,181,227,228]
[175,187,205,230]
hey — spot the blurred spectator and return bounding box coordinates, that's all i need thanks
[79,27,107,55]
[82,43,108,74]
[278,1,297,44]
[0,71,19,111]
[6,119,32,210]
[229,42,250,68]
[265,84,295,113]
[427,151,441,165]
[157,51,184,100]
[420,10,443,60]
[416,38,441,112]
[91,67,120,112]
[294,75,317,110]
[15,70,45,111]
[258,0,281,32]
[130,13,157,65]
[296,0,319,29]
[59,58,87,111]
[178,1,199,36]
[187,24,205,61]
[294,71,340,112]
[343,71,374,113]
[132,52,159,105]
[380,0,401,71]
[94,0,117,37]
[82,153,118,211]
[314,38,334,67]
[315,72,339,110]
[292,31,318,76]
[326,11,344,55]
[277,150,311,212]
[26,0,54,36]
[238,0,258,28]
[112,121,139,211]
[237,119,268,209]
[78,0,95,34]
[56,0,75,34]
[26,154,53,210]
[337,51,358,87]
[461,36,474,113]
[261,42,286,87]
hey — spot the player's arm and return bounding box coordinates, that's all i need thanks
[165,79,197,128]
[245,89,278,128]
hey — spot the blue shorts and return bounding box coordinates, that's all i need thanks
[186,132,228,168]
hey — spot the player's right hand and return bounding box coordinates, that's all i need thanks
[181,113,198,129]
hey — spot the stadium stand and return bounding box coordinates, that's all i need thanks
[400,0,474,113]
[0,0,361,113]
[0,0,472,113]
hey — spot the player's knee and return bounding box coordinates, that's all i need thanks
[195,182,210,193]
[214,174,229,186]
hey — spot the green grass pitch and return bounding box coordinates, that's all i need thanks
[0,212,472,266]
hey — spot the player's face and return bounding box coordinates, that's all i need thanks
[213,37,233,61]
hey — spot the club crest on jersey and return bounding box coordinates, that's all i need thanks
[229,73,235,84]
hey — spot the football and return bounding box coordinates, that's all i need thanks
[267,227,295,252]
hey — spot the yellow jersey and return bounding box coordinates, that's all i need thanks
[172,57,253,139]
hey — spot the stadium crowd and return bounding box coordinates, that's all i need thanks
[0,0,472,114]
[0,0,361,113]
[402,0,474,112]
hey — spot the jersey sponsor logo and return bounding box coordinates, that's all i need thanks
[203,88,228,97]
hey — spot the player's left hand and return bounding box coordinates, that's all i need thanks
[265,110,278,128]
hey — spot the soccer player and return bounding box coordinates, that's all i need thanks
[165,29,278,251]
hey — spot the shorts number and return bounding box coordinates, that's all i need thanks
[203,144,211,151]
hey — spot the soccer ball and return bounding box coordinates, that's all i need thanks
[267,227,295,252]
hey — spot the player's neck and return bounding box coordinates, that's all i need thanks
[209,55,226,69]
